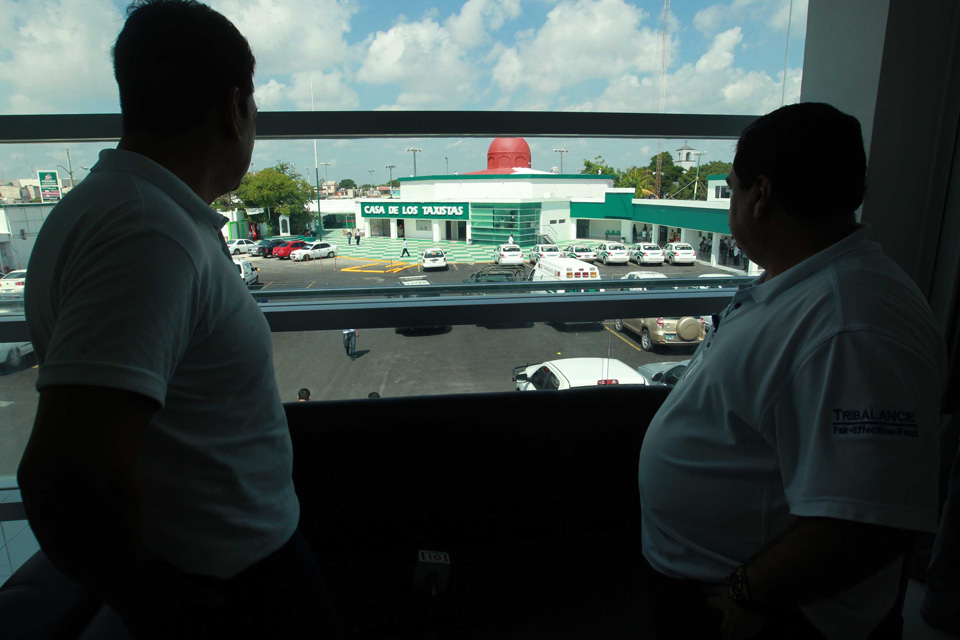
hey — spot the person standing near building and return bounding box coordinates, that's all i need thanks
[346,229,352,245]
[638,103,946,639]
[508,234,515,245]
[342,329,358,360]
[400,238,410,257]
[719,238,728,265]
[732,242,741,267]
[355,227,362,246]
[17,2,341,637]
[642,225,649,242]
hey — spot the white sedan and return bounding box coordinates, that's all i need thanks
[0,269,27,295]
[563,245,598,261]
[494,244,524,265]
[629,243,664,265]
[528,244,561,265]
[226,238,257,255]
[620,270,668,291]
[664,242,697,265]
[290,242,338,261]
[595,242,631,265]
[421,248,448,270]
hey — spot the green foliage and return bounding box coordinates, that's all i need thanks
[665,160,732,200]
[236,162,317,234]
[388,179,400,188]
[579,156,621,180]
[339,178,356,190]
[619,166,658,198]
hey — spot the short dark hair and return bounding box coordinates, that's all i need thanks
[367,392,381,398]
[733,103,866,218]
[113,0,256,135]
[297,388,311,401]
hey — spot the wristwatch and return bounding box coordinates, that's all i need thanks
[726,564,757,610]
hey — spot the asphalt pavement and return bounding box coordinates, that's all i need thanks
[0,248,730,476]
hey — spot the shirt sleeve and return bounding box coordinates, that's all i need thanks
[766,329,942,533]
[36,229,202,407]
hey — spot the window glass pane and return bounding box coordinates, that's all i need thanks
[0,1,806,118]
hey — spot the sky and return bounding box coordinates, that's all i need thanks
[0,0,807,186]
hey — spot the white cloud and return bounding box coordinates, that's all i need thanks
[255,79,287,110]
[492,0,663,96]
[0,0,122,114]
[693,4,726,36]
[768,0,807,31]
[444,0,522,49]
[215,0,359,78]
[695,27,742,73]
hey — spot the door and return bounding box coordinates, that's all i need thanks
[576,219,589,238]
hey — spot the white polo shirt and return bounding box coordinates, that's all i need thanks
[638,226,946,638]
[25,149,299,579]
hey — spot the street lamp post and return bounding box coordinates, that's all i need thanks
[444,156,449,174]
[692,150,707,200]
[553,148,568,173]
[406,147,422,177]
[385,164,395,182]
[367,170,375,194]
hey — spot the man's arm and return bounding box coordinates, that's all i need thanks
[743,515,913,608]
[17,385,160,606]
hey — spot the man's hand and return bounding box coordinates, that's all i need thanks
[700,584,769,640]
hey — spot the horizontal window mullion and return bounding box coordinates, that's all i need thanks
[0,112,758,144]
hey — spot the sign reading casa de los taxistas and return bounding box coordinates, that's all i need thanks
[361,202,469,219]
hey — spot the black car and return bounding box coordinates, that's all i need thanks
[253,239,284,257]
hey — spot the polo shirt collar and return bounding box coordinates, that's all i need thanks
[91,148,228,230]
[738,225,872,304]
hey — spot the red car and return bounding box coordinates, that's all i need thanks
[272,240,307,259]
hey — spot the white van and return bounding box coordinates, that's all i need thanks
[233,258,259,285]
[529,256,601,289]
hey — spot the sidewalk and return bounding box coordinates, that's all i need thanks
[327,234,497,264]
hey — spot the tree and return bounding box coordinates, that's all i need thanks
[236,162,316,235]
[647,151,685,198]
[388,179,400,188]
[339,178,356,190]
[579,156,621,181]
[666,160,732,200]
[619,166,658,199]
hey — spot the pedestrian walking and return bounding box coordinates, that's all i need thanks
[400,239,410,257]
[346,230,352,245]
[355,228,361,246]
[342,329,358,360]
[508,234,515,245]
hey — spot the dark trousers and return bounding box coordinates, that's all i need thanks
[400,248,410,257]
[356,235,360,246]
[119,529,341,639]
[641,557,825,640]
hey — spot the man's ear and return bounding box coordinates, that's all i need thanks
[221,86,242,139]
[752,175,774,219]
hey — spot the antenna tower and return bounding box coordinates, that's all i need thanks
[655,0,670,198]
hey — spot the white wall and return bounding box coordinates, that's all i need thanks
[0,205,53,271]
[402,178,613,202]
[540,201,573,242]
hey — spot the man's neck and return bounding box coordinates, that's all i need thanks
[758,215,859,281]
[117,132,222,204]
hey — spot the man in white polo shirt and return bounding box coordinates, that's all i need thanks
[18,2,340,638]
[638,103,946,639]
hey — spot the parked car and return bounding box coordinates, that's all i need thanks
[273,240,307,259]
[233,258,259,285]
[1,340,33,371]
[594,242,631,265]
[528,244,561,265]
[291,242,337,261]
[620,270,668,291]
[513,357,647,390]
[421,248,448,270]
[0,269,27,295]
[614,315,706,352]
[563,244,598,261]
[494,244,524,265]
[253,239,285,257]
[225,238,257,255]
[636,360,691,387]
[629,243,664,265]
[663,242,697,265]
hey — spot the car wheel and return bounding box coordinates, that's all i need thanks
[327,251,335,258]
[614,318,624,332]
[232,248,240,255]
[641,328,654,352]
[602,255,608,265]
[5,346,21,370]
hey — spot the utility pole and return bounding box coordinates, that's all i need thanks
[692,150,706,200]
[406,147,422,177]
[553,148,567,173]
[444,156,449,174]
[368,169,375,194]
[656,0,670,198]
[310,82,324,240]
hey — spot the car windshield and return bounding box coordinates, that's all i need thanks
[542,246,558,251]
[2,271,26,280]
[575,247,591,252]
[502,247,520,252]
[425,251,443,258]
[643,244,660,250]
[676,244,693,251]
[610,244,626,250]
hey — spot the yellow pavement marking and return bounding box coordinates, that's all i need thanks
[604,324,642,352]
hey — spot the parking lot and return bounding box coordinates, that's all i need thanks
[0,250,729,475]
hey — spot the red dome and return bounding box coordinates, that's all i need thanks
[487,137,531,170]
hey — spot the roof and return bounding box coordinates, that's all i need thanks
[544,358,646,387]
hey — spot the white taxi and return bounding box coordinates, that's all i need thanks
[513,357,647,390]
[629,243,664,265]
[664,242,697,265]
[528,244,561,265]
[421,248,448,270]
[494,244,524,265]
[563,244,598,261]
[595,242,631,265]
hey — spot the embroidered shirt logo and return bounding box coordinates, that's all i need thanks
[832,409,919,438]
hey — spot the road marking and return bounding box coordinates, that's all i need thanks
[604,324,642,352]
